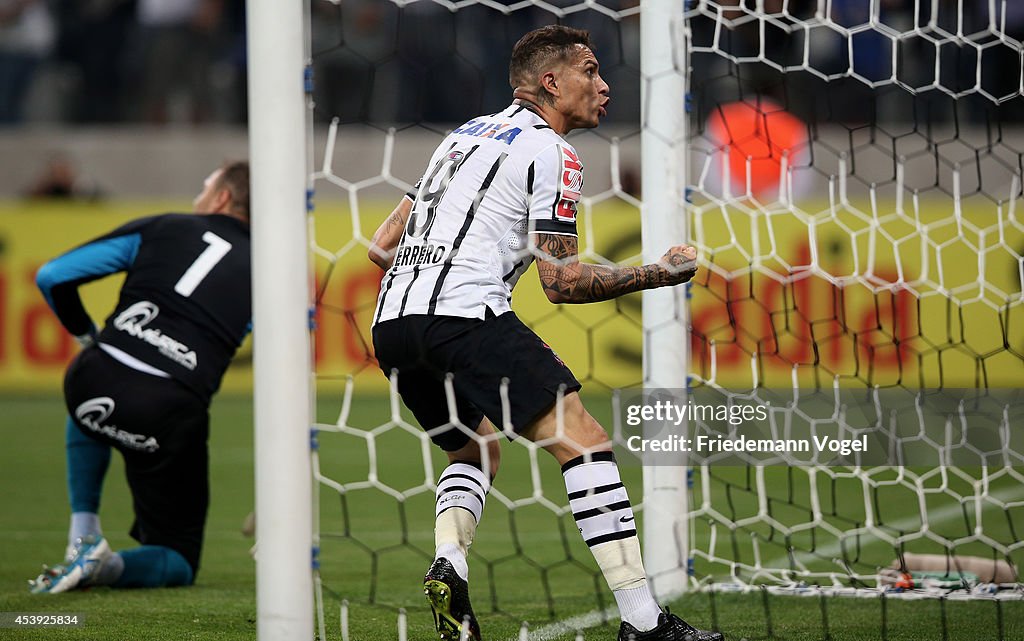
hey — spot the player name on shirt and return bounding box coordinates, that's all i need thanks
[392,243,447,268]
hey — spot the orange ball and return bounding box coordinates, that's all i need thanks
[706,100,808,200]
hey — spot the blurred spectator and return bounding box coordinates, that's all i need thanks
[0,0,55,124]
[974,0,1024,120]
[134,0,225,123]
[208,0,246,123]
[311,0,400,123]
[395,2,480,123]
[0,0,1022,128]
[25,154,104,200]
[53,0,136,123]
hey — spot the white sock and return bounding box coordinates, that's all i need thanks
[434,462,489,582]
[563,453,662,629]
[436,542,469,581]
[69,512,102,546]
[615,583,662,631]
[563,453,636,549]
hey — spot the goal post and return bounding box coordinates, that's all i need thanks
[640,0,691,601]
[247,0,314,639]
[258,0,1024,639]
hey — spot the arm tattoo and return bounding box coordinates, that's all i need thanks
[383,207,408,232]
[369,200,412,269]
[534,233,691,304]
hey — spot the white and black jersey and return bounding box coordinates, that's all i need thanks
[373,103,583,324]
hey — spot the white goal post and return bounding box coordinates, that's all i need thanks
[640,0,691,602]
[247,0,314,640]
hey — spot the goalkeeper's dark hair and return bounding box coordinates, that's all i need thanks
[216,160,250,220]
[509,25,592,99]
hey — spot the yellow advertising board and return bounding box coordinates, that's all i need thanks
[687,198,1024,389]
[0,202,186,392]
[0,197,1018,396]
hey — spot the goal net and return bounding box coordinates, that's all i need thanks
[677,0,1024,613]
[302,1,1024,639]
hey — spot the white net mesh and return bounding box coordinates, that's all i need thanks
[681,0,1024,601]
[306,1,1024,639]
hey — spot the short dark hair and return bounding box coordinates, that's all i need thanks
[509,25,592,92]
[216,160,250,220]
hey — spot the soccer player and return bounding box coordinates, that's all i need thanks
[368,26,721,641]
[29,161,252,594]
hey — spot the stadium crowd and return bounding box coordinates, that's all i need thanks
[1,0,1022,127]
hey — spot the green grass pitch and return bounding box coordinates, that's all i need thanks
[1,392,1021,640]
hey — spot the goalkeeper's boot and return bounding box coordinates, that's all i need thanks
[29,535,111,595]
[423,557,481,641]
[617,609,724,641]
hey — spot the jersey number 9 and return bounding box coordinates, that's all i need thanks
[408,147,475,238]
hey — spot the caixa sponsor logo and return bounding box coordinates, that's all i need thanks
[75,397,159,452]
[113,301,198,370]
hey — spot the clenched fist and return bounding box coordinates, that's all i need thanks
[658,245,698,285]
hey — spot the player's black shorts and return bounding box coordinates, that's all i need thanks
[63,346,210,574]
[372,311,581,452]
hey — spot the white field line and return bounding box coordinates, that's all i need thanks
[505,605,619,641]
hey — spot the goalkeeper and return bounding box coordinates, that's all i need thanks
[368,26,720,641]
[29,161,252,594]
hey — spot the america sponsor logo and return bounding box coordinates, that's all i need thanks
[75,397,159,452]
[113,301,198,370]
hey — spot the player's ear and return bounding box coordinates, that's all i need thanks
[214,186,233,214]
[540,71,558,98]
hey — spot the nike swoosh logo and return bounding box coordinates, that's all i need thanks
[619,516,635,523]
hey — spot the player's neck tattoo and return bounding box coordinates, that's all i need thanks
[513,96,560,133]
[513,86,556,112]
[513,96,541,113]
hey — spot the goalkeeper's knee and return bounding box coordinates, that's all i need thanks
[114,545,195,588]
